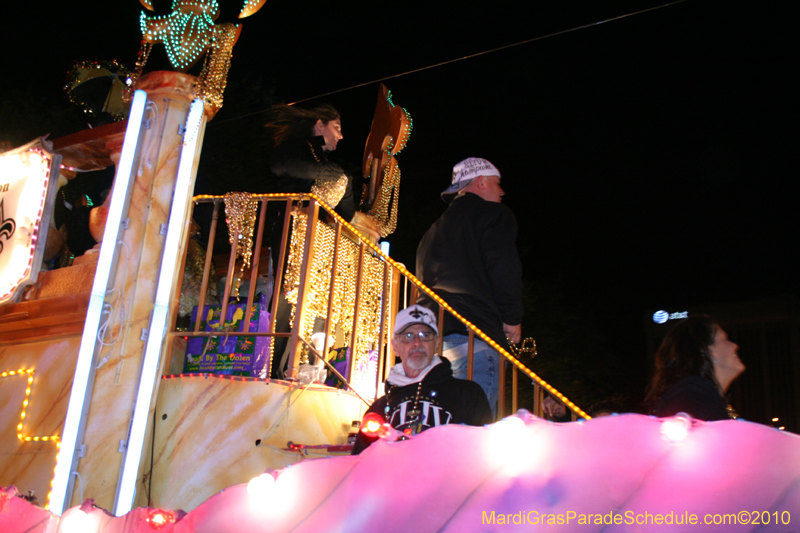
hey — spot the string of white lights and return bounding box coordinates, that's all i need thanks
[49,90,150,516]
[113,98,207,516]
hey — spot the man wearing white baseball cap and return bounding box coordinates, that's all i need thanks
[416,157,523,416]
[351,305,492,454]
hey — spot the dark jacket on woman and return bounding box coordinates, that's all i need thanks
[651,375,730,421]
[269,134,355,222]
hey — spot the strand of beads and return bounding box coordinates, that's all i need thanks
[224,192,258,299]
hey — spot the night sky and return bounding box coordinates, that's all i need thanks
[1,0,795,410]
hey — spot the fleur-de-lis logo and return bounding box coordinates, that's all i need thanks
[407,306,436,327]
[0,198,17,255]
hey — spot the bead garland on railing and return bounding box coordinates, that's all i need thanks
[224,192,258,299]
[281,207,387,392]
[190,193,589,419]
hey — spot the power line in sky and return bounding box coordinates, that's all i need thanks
[210,0,691,128]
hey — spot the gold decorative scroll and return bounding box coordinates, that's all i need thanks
[360,84,412,238]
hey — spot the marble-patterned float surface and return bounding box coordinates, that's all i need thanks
[0,338,80,506]
[145,375,367,511]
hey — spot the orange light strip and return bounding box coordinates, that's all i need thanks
[161,373,263,381]
[192,194,591,420]
[1,367,61,507]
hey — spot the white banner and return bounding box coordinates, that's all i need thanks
[0,138,60,305]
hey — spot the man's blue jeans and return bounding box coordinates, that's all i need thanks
[442,334,499,417]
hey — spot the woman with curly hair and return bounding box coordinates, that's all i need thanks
[645,315,745,421]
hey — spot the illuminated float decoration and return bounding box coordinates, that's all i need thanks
[63,60,132,121]
[360,84,413,238]
[2,412,799,532]
[129,0,267,110]
[0,139,61,305]
[9,3,791,532]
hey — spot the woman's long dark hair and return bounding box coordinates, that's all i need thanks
[644,315,721,410]
[264,103,340,145]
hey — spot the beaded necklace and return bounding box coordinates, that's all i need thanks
[384,380,426,436]
[306,140,325,163]
[305,140,347,207]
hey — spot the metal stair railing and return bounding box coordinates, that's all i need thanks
[168,193,590,421]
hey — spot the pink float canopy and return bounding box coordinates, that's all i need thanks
[2,413,799,532]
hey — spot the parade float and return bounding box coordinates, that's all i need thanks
[2,1,798,532]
